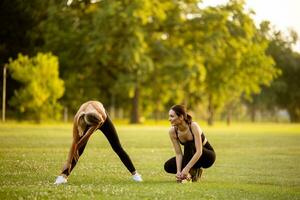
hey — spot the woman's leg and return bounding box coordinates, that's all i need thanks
[182,143,215,181]
[164,157,177,174]
[164,141,200,174]
[182,141,196,169]
[165,143,216,172]
[193,143,216,169]
[99,115,136,173]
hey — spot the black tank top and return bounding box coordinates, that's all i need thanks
[175,124,206,145]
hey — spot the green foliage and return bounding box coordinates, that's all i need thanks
[197,0,279,124]
[40,1,103,112]
[0,0,50,112]
[265,31,300,122]
[8,53,65,122]
[3,0,298,123]
[141,0,206,113]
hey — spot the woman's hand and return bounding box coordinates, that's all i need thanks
[180,167,190,179]
[176,171,182,180]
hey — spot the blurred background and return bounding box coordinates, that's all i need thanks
[1,0,300,125]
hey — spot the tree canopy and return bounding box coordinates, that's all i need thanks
[1,0,300,123]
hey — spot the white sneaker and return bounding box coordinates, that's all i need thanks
[132,173,143,182]
[54,175,68,185]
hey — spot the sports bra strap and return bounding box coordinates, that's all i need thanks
[188,124,195,140]
[174,124,206,145]
[174,127,184,145]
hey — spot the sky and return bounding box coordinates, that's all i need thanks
[199,0,300,52]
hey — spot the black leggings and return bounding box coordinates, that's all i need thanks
[99,115,136,173]
[164,142,216,174]
[62,115,136,176]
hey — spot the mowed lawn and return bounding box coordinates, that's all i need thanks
[0,122,299,200]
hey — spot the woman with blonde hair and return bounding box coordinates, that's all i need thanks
[54,101,142,184]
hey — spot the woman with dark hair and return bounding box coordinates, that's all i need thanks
[54,101,142,185]
[164,105,216,183]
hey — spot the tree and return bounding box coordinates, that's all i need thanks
[88,0,177,123]
[0,0,49,117]
[197,0,279,125]
[265,30,300,122]
[4,0,284,124]
[42,0,165,122]
[40,0,104,113]
[135,0,206,119]
[8,53,64,122]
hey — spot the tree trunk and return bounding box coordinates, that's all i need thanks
[130,84,140,124]
[2,64,7,122]
[207,94,214,126]
[153,100,161,121]
[64,107,68,122]
[226,109,231,126]
[250,104,256,122]
[110,93,115,120]
[288,107,300,123]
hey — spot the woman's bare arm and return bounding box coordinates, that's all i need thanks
[169,128,183,173]
[182,122,203,174]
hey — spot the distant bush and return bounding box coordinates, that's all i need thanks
[8,52,65,122]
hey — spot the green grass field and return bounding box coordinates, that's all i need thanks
[0,123,299,199]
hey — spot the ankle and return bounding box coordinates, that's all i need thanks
[131,171,138,175]
[60,174,68,179]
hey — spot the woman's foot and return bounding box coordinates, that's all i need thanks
[177,173,192,183]
[132,172,143,182]
[54,175,68,185]
[190,168,203,182]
